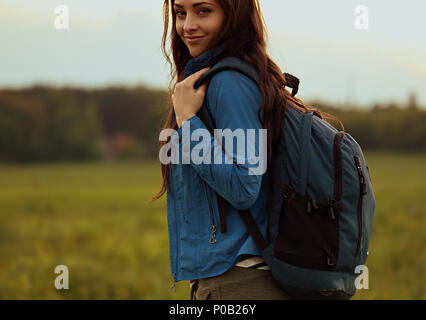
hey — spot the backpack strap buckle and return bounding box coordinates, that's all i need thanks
[327,255,337,266]
[329,199,343,220]
[306,197,319,214]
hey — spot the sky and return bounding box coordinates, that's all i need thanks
[1,0,425,107]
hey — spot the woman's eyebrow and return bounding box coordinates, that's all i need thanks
[174,2,215,9]
[192,1,215,7]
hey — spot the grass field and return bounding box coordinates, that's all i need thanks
[0,152,425,299]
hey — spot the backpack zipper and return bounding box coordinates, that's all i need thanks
[331,132,345,220]
[333,132,345,203]
[203,181,217,244]
[354,155,367,256]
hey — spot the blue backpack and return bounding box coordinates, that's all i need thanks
[195,57,376,300]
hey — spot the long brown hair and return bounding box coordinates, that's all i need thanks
[152,0,342,202]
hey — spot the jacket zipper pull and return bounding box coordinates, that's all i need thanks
[203,181,218,244]
[171,275,177,292]
[209,225,217,244]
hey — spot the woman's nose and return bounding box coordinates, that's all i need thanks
[183,15,199,33]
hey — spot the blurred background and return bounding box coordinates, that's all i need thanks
[0,0,425,299]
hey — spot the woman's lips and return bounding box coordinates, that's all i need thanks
[185,36,205,44]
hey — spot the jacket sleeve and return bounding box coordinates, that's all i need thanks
[176,70,266,210]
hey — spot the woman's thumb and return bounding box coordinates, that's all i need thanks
[197,82,208,95]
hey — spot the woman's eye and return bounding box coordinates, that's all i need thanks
[174,8,211,18]
[198,8,212,15]
[175,10,186,17]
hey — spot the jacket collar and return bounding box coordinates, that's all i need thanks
[184,41,228,78]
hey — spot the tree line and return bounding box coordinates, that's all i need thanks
[0,86,424,163]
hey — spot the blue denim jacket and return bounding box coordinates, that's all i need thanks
[166,44,269,282]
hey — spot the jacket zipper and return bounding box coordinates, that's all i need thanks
[171,275,177,292]
[171,169,179,291]
[203,181,217,244]
[172,213,178,290]
[354,155,367,256]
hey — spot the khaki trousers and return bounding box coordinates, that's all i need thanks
[190,266,292,300]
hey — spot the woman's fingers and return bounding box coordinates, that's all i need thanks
[171,68,210,123]
[185,67,210,88]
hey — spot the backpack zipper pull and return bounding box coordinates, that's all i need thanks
[306,197,312,214]
[312,199,319,211]
[209,225,217,244]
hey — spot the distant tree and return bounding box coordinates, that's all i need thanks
[1,87,425,163]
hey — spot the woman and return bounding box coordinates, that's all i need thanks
[153,0,312,300]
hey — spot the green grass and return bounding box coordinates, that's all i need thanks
[352,153,426,300]
[0,153,425,299]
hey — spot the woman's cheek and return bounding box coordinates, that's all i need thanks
[175,22,183,38]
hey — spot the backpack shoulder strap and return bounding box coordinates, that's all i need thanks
[193,57,299,239]
[194,57,259,235]
[194,57,260,135]
[194,57,260,91]
[195,56,299,97]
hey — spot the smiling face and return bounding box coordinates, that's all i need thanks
[174,0,225,58]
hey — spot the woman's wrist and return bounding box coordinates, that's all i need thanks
[176,116,182,128]
[176,114,196,128]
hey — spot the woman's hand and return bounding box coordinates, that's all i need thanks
[172,68,210,128]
